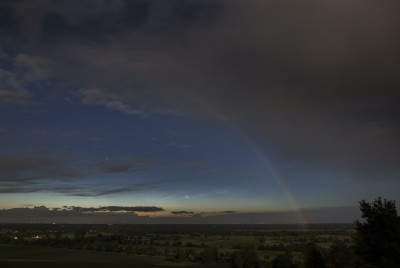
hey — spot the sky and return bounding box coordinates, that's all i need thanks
[0,0,399,224]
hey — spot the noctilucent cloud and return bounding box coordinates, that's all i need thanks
[1,0,400,223]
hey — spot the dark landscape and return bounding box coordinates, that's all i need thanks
[1,223,354,267]
[1,197,399,267]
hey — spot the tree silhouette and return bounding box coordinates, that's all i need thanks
[327,241,357,268]
[231,247,260,268]
[199,246,219,264]
[354,197,400,268]
[271,252,294,268]
[302,242,325,268]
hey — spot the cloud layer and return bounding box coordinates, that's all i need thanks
[2,0,397,179]
[0,153,211,196]
[0,205,359,224]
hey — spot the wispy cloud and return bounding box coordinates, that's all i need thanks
[0,89,31,105]
[14,53,55,82]
[0,53,55,105]
[80,87,146,116]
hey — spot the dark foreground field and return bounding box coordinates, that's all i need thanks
[0,224,354,268]
[0,245,198,268]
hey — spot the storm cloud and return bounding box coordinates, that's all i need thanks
[2,0,397,180]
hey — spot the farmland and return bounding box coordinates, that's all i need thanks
[0,224,354,267]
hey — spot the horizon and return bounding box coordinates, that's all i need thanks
[1,0,400,224]
[0,204,360,224]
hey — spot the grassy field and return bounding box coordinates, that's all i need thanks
[0,245,195,268]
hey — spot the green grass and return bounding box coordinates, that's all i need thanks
[0,245,190,268]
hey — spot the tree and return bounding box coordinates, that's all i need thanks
[231,250,244,268]
[302,242,325,268]
[271,252,294,268]
[354,197,400,268]
[327,241,357,268]
[231,247,260,268]
[242,247,261,268]
[199,246,219,264]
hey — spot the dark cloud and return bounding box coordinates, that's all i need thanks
[77,186,141,197]
[58,1,399,179]
[193,211,237,217]
[220,210,236,214]
[98,159,214,174]
[0,206,144,224]
[52,186,140,197]
[0,205,163,224]
[0,154,181,196]
[0,154,84,182]
[0,153,167,196]
[171,210,194,215]
[99,206,164,212]
[0,184,77,195]
[157,0,400,179]
[99,162,146,173]
[1,0,399,182]
[0,182,160,197]
[65,206,164,213]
